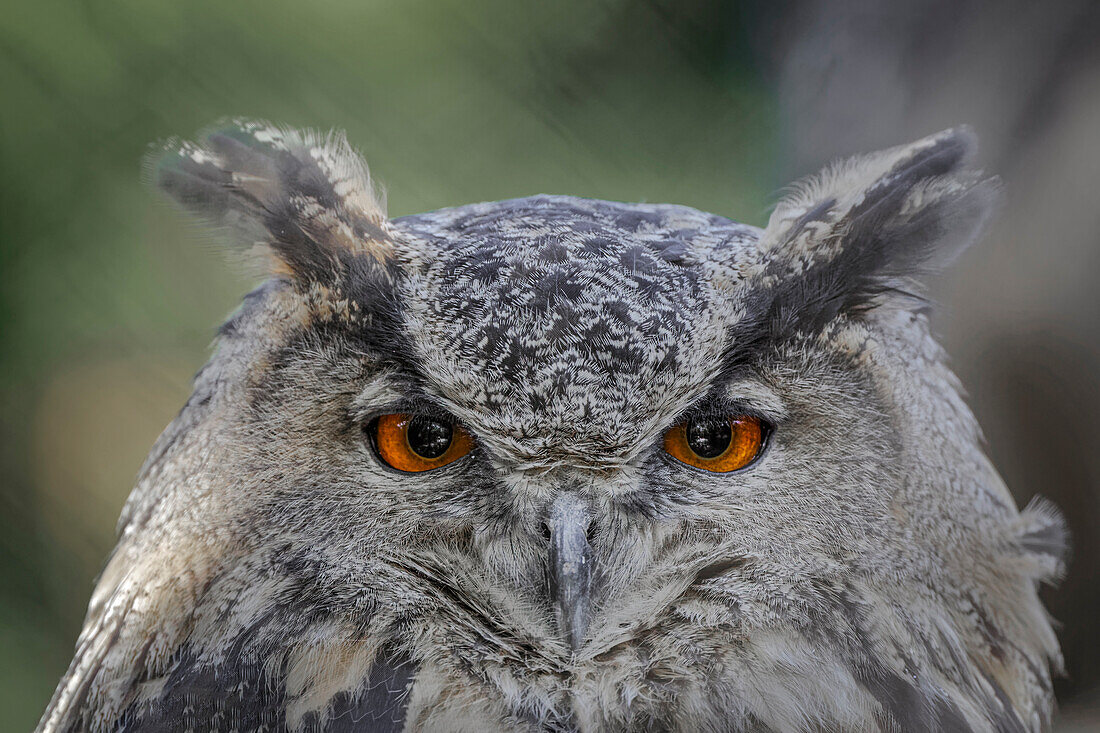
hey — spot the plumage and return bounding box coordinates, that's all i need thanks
[39,121,1065,732]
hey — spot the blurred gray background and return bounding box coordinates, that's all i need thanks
[1,0,1097,728]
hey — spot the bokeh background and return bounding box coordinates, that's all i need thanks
[2,0,1098,729]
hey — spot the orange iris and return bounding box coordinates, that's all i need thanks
[663,415,766,473]
[373,413,474,472]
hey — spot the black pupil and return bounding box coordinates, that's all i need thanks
[406,416,453,459]
[685,418,732,459]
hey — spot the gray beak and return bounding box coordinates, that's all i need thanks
[546,493,593,651]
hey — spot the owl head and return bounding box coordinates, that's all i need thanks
[41,122,1066,732]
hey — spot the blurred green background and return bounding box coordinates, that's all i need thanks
[2,1,1098,729]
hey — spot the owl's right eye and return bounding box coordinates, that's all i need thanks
[369,413,474,472]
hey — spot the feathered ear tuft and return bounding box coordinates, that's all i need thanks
[755,128,1001,335]
[151,120,393,284]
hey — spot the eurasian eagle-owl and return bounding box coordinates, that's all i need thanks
[39,122,1066,732]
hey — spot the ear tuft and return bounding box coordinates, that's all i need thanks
[754,127,1001,333]
[150,120,393,283]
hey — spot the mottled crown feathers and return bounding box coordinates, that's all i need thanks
[152,120,393,284]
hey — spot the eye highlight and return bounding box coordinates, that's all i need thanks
[663,415,767,473]
[370,413,474,472]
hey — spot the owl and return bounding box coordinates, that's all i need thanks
[38,122,1066,733]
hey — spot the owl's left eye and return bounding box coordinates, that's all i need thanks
[663,414,767,472]
[370,413,474,472]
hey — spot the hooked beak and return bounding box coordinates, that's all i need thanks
[546,493,593,651]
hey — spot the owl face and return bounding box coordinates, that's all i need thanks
[383,197,898,655]
[40,122,1067,733]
